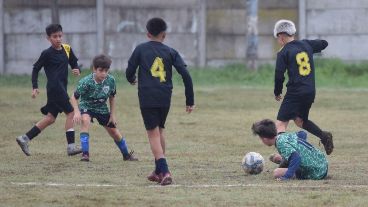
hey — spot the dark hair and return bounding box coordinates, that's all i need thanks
[146,17,167,36]
[46,24,63,36]
[92,54,112,69]
[251,119,277,139]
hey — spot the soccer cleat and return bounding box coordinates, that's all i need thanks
[80,152,90,162]
[160,172,173,186]
[147,171,161,183]
[123,150,139,161]
[321,131,334,155]
[16,135,30,156]
[67,145,82,156]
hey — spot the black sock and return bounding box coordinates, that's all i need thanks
[302,120,323,140]
[155,159,160,174]
[66,131,75,144]
[25,126,41,140]
[157,158,169,174]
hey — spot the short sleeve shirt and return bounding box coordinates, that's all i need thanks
[276,132,328,179]
[75,73,116,114]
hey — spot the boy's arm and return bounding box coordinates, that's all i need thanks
[70,92,81,124]
[280,152,301,180]
[31,51,47,98]
[108,95,117,126]
[274,52,286,97]
[172,50,194,109]
[68,47,81,76]
[126,48,139,84]
[305,39,328,53]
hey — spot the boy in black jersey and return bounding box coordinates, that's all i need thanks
[16,24,82,156]
[126,17,195,185]
[273,19,334,155]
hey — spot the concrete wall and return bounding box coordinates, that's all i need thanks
[1,0,368,74]
[305,0,368,60]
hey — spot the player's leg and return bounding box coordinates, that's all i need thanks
[276,94,296,133]
[141,107,172,185]
[16,112,56,156]
[103,124,138,161]
[147,127,172,185]
[273,168,288,179]
[298,95,334,155]
[158,107,169,156]
[79,113,91,161]
[159,128,165,155]
[64,108,82,156]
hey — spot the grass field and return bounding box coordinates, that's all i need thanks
[1,65,368,206]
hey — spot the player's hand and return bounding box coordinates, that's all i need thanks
[72,68,80,76]
[275,95,282,101]
[31,88,39,99]
[73,111,82,125]
[107,115,117,127]
[186,105,195,114]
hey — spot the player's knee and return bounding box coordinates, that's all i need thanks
[45,115,56,124]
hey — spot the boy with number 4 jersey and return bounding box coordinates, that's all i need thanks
[126,17,194,185]
[273,19,333,155]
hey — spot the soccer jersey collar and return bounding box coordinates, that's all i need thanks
[92,73,107,84]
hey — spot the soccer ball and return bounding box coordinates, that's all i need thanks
[242,152,265,175]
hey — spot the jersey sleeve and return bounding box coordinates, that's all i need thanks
[32,51,47,89]
[126,47,140,83]
[274,51,287,96]
[171,49,194,106]
[68,47,80,69]
[304,39,328,53]
[74,78,88,99]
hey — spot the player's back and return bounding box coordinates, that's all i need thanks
[276,132,328,179]
[277,39,328,95]
[126,41,185,107]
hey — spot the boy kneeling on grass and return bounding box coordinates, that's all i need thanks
[70,54,138,162]
[252,119,328,180]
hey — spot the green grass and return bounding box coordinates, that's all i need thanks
[1,61,368,206]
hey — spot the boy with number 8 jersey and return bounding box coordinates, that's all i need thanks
[273,19,334,155]
[126,17,195,185]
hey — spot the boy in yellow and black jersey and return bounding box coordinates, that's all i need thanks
[273,19,333,155]
[126,17,194,185]
[16,24,82,156]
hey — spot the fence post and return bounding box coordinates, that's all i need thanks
[96,0,104,54]
[198,0,207,67]
[51,0,60,23]
[298,0,306,39]
[246,0,258,70]
[0,0,4,74]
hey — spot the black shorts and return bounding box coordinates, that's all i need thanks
[41,99,74,118]
[81,110,116,128]
[277,93,315,122]
[140,107,170,130]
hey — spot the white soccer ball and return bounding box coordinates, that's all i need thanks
[242,152,265,175]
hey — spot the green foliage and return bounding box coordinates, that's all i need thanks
[1,59,368,88]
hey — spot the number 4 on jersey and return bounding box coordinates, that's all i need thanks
[150,57,166,82]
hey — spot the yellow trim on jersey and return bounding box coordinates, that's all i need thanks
[62,43,71,59]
